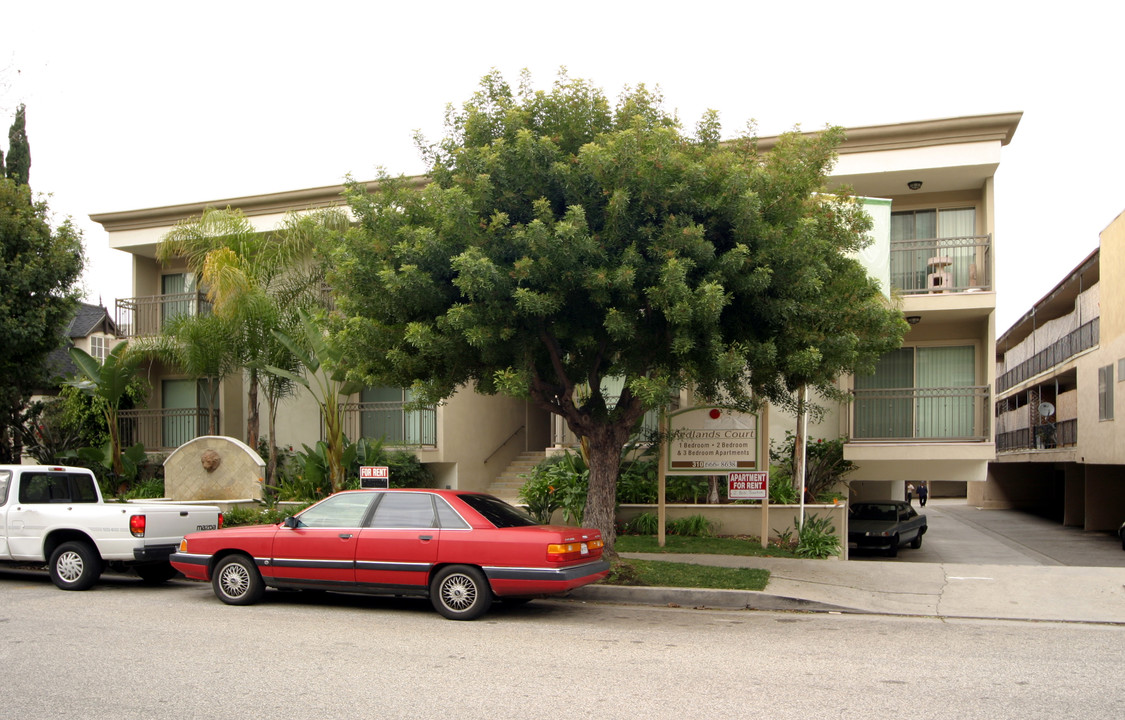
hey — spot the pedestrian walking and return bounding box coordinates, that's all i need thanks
[906,482,915,505]
[918,482,929,507]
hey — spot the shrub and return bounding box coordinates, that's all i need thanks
[770,431,854,503]
[222,504,308,527]
[794,513,841,558]
[276,437,433,501]
[622,512,659,535]
[666,514,714,537]
[518,451,588,524]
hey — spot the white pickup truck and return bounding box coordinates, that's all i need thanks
[0,464,221,590]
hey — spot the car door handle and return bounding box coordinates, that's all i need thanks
[339,533,353,540]
[419,535,433,541]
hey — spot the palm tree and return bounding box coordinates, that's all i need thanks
[67,344,142,476]
[156,206,348,482]
[266,310,364,493]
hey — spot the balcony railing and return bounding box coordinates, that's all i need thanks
[851,385,991,441]
[338,402,437,448]
[996,419,1077,452]
[118,407,220,451]
[996,318,1099,393]
[890,235,992,295]
[116,292,212,338]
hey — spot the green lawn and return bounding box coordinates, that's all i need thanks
[605,558,770,591]
[603,534,790,591]
[615,534,799,558]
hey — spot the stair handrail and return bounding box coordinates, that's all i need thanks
[483,424,526,465]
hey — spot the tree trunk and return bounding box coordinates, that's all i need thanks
[583,434,621,558]
[246,369,260,454]
[707,475,720,504]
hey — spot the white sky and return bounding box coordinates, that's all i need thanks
[4,0,1124,334]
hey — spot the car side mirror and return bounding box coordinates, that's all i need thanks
[283,516,299,529]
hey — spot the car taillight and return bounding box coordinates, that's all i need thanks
[218,512,224,529]
[547,538,603,562]
[178,539,189,552]
[129,514,146,538]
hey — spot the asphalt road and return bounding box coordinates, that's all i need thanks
[849,499,1125,566]
[1,568,1122,720]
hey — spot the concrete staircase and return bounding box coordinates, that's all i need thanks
[486,450,546,503]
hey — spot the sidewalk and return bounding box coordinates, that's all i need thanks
[571,553,1125,623]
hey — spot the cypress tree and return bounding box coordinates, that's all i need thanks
[6,104,30,187]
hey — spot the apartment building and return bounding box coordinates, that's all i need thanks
[90,112,1021,498]
[990,210,1125,531]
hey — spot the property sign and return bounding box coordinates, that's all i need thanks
[359,466,390,489]
[665,406,760,475]
[728,471,768,500]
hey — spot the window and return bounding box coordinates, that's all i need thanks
[0,470,10,506]
[854,345,977,439]
[162,379,214,448]
[161,272,199,326]
[296,493,375,528]
[360,386,429,445]
[891,208,978,291]
[18,472,98,504]
[90,335,107,363]
[1099,365,1114,421]
[1118,358,1125,381]
[369,492,437,528]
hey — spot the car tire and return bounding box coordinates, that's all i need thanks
[430,565,493,621]
[212,555,265,606]
[49,541,103,591]
[135,562,179,585]
[910,533,923,550]
[886,536,900,558]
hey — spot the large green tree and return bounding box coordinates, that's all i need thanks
[330,70,906,552]
[0,178,84,461]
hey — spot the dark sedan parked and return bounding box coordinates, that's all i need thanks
[848,501,927,557]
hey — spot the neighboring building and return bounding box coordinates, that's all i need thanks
[91,112,1021,499]
[989,210,1125,531]
[37,301,121,392]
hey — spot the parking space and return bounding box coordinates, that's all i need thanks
[851,498,1125,566]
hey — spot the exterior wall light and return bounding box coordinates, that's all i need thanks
[907,180,923,191]
[906,315,922,325]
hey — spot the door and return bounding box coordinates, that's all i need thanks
[267,492,376,588]
[162,379,206,448]
[354,492,442,591]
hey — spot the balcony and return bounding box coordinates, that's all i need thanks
[996,318,1098,393]
[116,292,212,338]
[118,408,220,451]
[851,385,991,442]
[890,235,991,295]
[338,401,437,448]
[996,419,1077,452]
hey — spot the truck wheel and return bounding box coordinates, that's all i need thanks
[212,555,264,606]
[135,562,179,585]
[430,565,492,620]
[49,541,103,591]
[910,532,924,549]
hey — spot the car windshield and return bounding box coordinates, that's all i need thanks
[853,504,898,521]
[457,494,538,528]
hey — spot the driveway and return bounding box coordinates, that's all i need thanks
[850,498,1125,566]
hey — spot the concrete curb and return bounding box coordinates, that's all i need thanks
[568,584,859,613]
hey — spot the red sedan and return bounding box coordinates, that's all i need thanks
[170,489,609,620]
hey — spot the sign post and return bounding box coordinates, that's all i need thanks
[661,405,770,549]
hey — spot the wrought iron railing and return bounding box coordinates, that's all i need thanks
[118,407,220,450]
[996,419,1077,452]
[890,235,992,295]
[996,318,1099,393]
[116,292,212,338]
[338,401,437,448]
[851,385,991,441]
